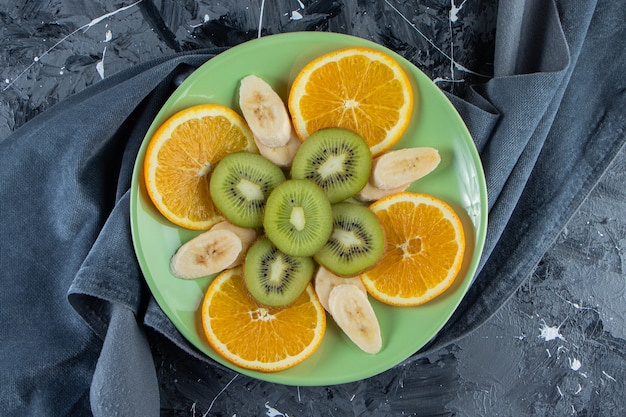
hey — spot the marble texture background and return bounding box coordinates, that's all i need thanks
[1,1,624,416]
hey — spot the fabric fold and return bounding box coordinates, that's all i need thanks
[494,0,570,76]
[89,303,159,417]
[448,0,593,268]
[1,52,222,416]
[418,0,614,354]
[68,193,144,338]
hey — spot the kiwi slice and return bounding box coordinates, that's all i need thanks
[263,179,333,257]
[314,202,386,277]
[244,237,315,307]
[291,127,371,203]
[209,152,285,228]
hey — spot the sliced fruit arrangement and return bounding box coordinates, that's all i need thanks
[142,46,467,372]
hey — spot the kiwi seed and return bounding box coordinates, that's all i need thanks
[291,128,371,203]
[209,152,285,228]
[314,202,386,276]
[244,237,315,307]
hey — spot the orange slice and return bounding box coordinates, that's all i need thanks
[288,46,414,156]
[201,267,326,372]
[143,104,256,230]
[361,192,465,306]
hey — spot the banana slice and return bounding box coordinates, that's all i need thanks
[371,147,441,190]
[211,221,258,267]
[170,229,242,279]
[314,266,367,312]
[355,181,408,202]
[328,284,382,354]
[239,75,291,148]
[254,128,301,167]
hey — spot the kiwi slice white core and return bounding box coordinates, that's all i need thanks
[331,228,362,247]
[268,255,289,284]
[317,154,346,178]
[236,179,264,201]
[290,207,306,231]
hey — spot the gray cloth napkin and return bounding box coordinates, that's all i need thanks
[1,0,624,415]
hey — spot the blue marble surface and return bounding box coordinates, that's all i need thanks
[1,1,624,415]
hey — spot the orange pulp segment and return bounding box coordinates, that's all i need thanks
[361,192,465,306]
[143,104,256,230]
[288,46,414,156]
[201,267,326,372]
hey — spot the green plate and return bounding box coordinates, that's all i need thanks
[130,32,487,386]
